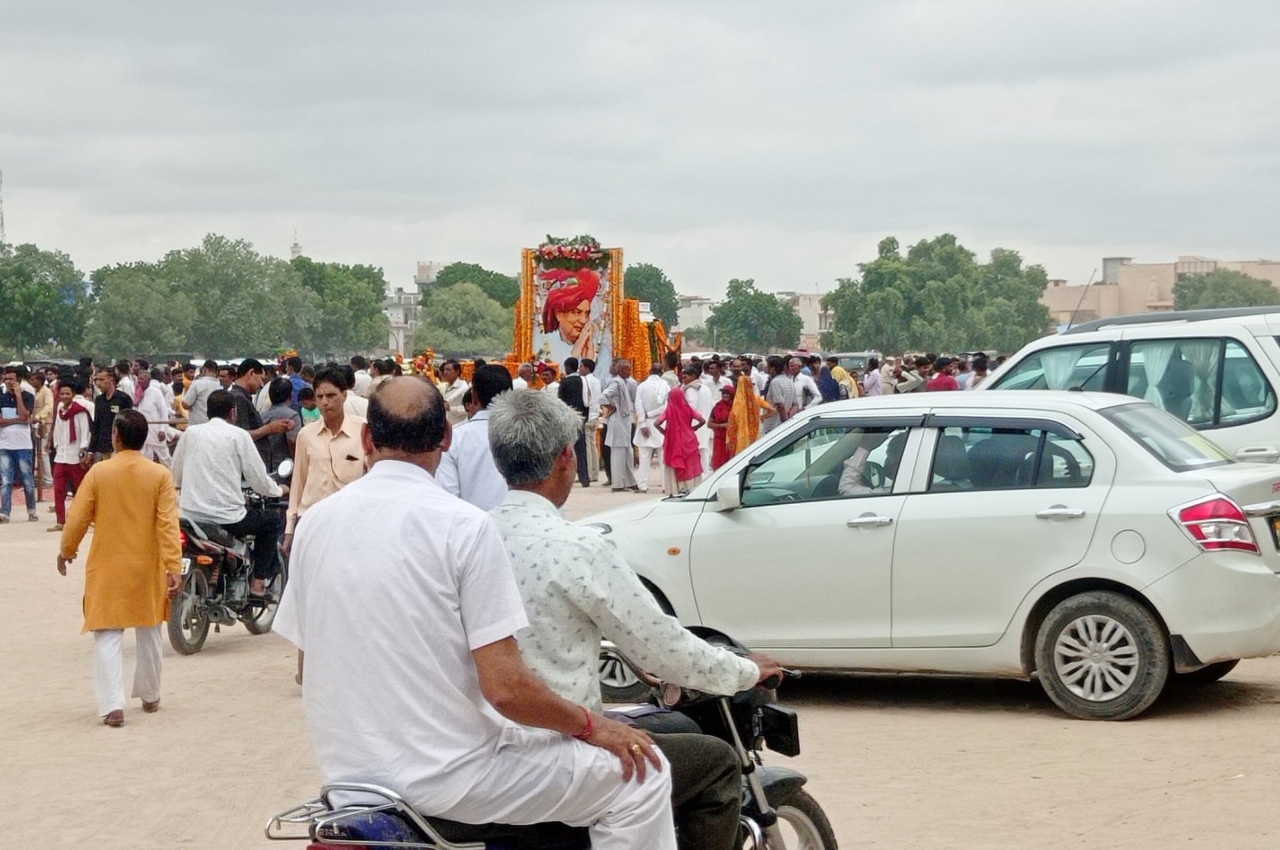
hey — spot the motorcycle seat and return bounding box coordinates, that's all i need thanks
[317,809,589,849]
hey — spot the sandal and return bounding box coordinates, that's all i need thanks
[103,710,125,727]
[142,699,160,713]
[47,524,64,532]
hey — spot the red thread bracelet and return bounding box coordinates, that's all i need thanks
[572,706,593,739]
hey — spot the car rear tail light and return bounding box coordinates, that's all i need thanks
[180,530,188,549]
[1172,496,1259,554]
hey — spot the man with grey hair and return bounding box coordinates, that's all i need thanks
[488,388,781,850]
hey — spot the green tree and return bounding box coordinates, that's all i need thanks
[153,234,319,356]
[623,263,679,327]
[0,242,87,358]
[430,262,520,308]
[1173,269,1280,311]
[821,234,1051,353]
[83,265,192,358]
[705,279,803,352]
[416,282,513,357]
[292,257,389,354]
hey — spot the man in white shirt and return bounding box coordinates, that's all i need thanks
[580,358,603,483]
[488,388,780,850]
[632,365,669,493]
[349,356,373,398]
[437,359,470,428]
[170,390,287,596]
[181,360,221,425]
[684,363,716,472]
[135,369,174,467]
[436,365,511,510]
[788,358,821,411]
[512,363,534,390]
[275,378,674,847]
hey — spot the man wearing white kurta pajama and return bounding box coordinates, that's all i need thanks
[275,378,675,849]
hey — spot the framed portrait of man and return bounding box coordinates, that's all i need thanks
[519,241,623,377]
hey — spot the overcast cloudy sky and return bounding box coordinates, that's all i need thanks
[3,1,1278,298]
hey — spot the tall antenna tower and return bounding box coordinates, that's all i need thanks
[0,170,7,245]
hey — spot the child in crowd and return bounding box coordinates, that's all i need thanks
[298,386,320,424]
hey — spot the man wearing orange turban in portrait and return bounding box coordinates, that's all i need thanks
[540,268,600,361]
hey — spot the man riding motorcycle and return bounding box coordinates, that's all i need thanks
[171,389,288,597]
[487,388,784,850]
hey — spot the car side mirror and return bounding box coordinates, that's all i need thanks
[711,478,742,512]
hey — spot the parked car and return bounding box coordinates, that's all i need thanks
[583,391,1280,720]
[982,307,1280,462]
[829,350,880,374]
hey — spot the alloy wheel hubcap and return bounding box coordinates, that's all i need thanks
[1053,614,1139,702]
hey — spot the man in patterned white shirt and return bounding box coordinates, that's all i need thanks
[488,388,782,850]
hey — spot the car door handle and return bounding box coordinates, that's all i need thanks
[847,516,894,528]
[1235,446,1280,464]
[1035,507,1086,520]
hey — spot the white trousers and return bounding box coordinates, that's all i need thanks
[94,625,163,716]
[436,726,676,850]
[609,447,637,490]
[585,421,602,480]
[636,446,661,492]
[143,442,171,467]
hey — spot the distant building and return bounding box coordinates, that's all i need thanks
[1042,256,1280,328]
[774,291,833,351]
[674,294,716,331]
[384,261,444,353]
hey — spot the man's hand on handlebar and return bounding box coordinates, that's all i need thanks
[582,714,663,783]
[750,652,785,688]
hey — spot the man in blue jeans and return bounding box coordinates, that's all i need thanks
[1,365,38,523]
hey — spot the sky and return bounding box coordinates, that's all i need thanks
[3,1,1279,299]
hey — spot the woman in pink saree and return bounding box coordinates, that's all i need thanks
[655,369,706,495]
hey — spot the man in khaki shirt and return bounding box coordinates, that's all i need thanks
[284,366,367,555]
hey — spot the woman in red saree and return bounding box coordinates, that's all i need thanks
[708,384,735,470]
[655,371,706,494]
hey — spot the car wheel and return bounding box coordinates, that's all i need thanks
[1172,659,1239,687]
[1034,590,1169,721]
[599,647,651,704]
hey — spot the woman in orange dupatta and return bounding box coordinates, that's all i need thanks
[725,375,773,459]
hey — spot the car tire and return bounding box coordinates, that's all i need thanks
[1172,659,1239,687]
[598,647,651,704]
[1034,591,1169,721]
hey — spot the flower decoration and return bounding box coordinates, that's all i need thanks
[536,234,609,272]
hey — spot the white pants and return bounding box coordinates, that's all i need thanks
[143,442,171,467]
[436,726,676,850]
[585,421,602,481]
[94,625,163,716]
[609,447,637,490]
[636,446,661,492]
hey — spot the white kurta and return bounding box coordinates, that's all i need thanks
[632,376,669,448]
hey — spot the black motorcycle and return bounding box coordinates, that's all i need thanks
[168,459,292,655]
[264,628,837,849]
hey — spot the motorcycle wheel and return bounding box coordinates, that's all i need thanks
[243,549,288,636]
[598,646,650,704]
[168,568,211,655]
[770,790,838,850]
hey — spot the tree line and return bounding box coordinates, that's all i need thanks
[0,234,390,360]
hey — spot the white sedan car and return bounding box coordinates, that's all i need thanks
[584,391,1280,720]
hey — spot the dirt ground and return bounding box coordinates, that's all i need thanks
[5,481,1280,849]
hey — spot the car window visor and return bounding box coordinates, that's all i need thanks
[924,414,1083,441]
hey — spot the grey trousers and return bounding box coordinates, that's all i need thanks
[651,732,742,850]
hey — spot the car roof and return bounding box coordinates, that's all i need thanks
[1063,306,1280,335]
[796,390,1137,418]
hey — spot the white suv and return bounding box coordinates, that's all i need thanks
[983,307,1280,462]
[584,392,1280,720]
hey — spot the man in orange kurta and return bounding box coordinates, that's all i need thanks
[57,410,183,727]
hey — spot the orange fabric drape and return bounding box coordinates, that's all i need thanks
[725,376,773,457]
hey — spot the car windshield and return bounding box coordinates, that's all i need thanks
[1101,402,1234,472]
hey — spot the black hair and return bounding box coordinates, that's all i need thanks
[268,376,293,406]
[367,381,446,454]
[867,357,880,370]
[563,356,579,373]
[206,389,236,421]
[461,388,473,407]
[473,358,487,370]
[581,358,595,371]
[113,409,149,450]
[312,365,347,393]
[663,351,679,369]
[442,359,461,373]
[338,364,356,390]
[350,355,368,371]
[285,355,303,373]
[298,385,316,401]
[3,364,28,379]
[236,358,264,378]
[472,364,513,408]
[301,363,316,380]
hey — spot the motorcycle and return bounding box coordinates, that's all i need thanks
[168,459,292,655]
[264,628,837,849]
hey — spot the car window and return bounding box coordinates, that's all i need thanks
[1101,402,1234,471]
[928,425,1094,492]
[990,343,1110,391]
[1125,338,1275,430]
[742,424,911,506]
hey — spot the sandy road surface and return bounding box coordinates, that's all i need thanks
[5,483,1280,848]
